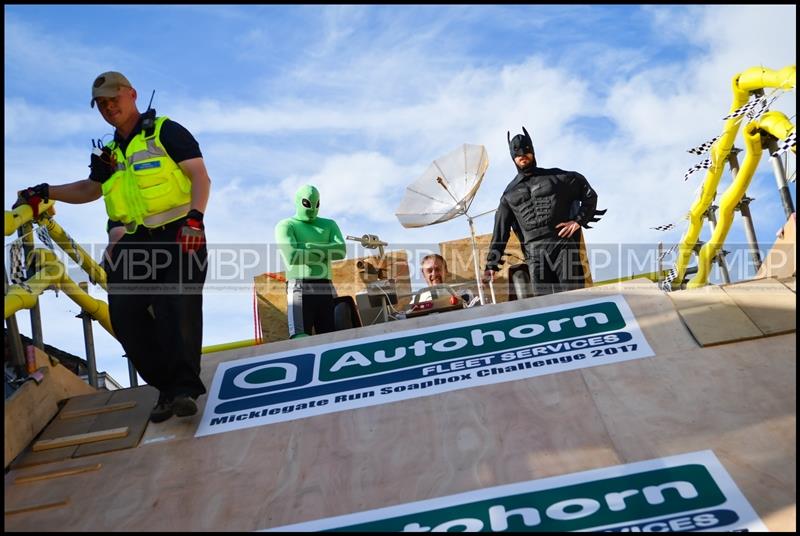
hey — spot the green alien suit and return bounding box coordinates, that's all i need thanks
[275,185,346,338]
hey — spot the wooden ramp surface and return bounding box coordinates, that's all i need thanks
[669,276,796,346]
[4,279,795,531]
[9,386,157,469]
[4,347,97,469]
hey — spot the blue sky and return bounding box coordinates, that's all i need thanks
[4,5,796,387]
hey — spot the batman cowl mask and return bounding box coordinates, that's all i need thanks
[507,126,535,168]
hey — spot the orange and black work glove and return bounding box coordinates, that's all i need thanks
[89,147,115,183]
[13,183,50,218]
[177,209,206,253]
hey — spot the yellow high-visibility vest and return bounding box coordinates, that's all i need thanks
[102,116,192,233]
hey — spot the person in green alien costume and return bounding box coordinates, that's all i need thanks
[275,185,346,338]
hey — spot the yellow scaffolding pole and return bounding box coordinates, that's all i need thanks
[5,249,114,337]
[202,339,261,355]
[672,64,796,288]
[688,111,795,288]
[4,201,55,237]
[40,216,107,290]
[592,269,673,287]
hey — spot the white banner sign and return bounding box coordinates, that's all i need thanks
[269,450,767,532]
[198,295,654,437]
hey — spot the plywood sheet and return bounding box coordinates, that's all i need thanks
[4,368,60,468]
[668,285,763,346]
[5,370,623,531]
[9,414,94,469]
[74,387,156,457]
[58,391,113,416]
[30,346,97,400]
[583,333,796,531]
[60,401,137,420]
[10,387,157,468]
[721,278,797,336]
[7,371,104,468]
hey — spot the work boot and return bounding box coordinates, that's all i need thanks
[172,394,198,417]
[150,395,174,423]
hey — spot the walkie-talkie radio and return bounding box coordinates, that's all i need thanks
[141,90,156,135]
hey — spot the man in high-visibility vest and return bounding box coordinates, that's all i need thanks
[15,71,212,423]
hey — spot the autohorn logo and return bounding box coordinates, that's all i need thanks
[218,353,315,400]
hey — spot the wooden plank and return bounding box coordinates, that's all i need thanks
[29,346,97,400]
[4,367,60,468]
[9,412,96,469]
[722,278,797,336]
[14,463,102,484]
[57,391,113,417]
[74,387,157,457]
[11,388,154,468]
[32,427,129,452]
[4,499,69,516]
[60,401,137,420]
[668,285,763,346]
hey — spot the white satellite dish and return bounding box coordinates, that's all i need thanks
[395,143,496,304]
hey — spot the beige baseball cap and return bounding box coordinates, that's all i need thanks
[90,71,132,108]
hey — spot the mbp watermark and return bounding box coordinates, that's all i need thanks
[10,240,793,295]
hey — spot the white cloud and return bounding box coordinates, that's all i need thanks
[278,151,415,223]
[3,99,105,142]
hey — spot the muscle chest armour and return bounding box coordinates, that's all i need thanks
[503,174,573,242]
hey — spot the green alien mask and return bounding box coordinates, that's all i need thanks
[294,184,320,222]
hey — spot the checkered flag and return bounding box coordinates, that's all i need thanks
[722,93,779,121]
[660,267,679,291]
[36,225,55,250]
[651,223,676,232]
[747,93,780,120]
[771,131,796,158]
[723,96,764,120]
[9,240,26,285]
[657,243,678,262]
[687,136,720,155]
[684,158,712,181]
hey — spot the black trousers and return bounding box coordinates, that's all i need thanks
[522,235,586,296]
[286,279,336,338]
[106,219,207,399]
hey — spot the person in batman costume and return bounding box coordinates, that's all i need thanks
[275,185,346,338]
[482,126,605,296]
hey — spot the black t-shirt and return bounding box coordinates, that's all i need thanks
[97,114,202,176]
[101,114,202,230]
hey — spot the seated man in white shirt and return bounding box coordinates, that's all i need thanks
[421,253,447,287]
[414,254,477,305]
